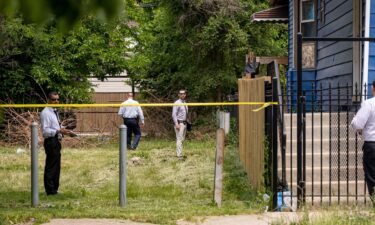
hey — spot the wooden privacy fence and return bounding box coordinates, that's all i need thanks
[75,92,127,134]
[238,77,268,190]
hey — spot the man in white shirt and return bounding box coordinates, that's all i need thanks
[118,93,145,150]
[351,81,375,203]
[40,92,73,195]
[172,89,188,160]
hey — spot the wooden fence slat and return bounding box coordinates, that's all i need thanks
[75,92,128,133]
[238,77,266,190]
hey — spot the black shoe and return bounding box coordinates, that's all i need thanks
[47,192,58,196]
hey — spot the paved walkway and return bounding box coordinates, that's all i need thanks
[177,213,300,225]
[41,219,155,225]
[40,213,301,225]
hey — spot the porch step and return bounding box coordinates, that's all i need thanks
[284,180,368,196]
[283,112,355,126]
[283,125,359,139]
[279,112,366,202]
[305,196,372,204]
[278,166,365,182]
[281,196,371,206]
[284,139,363,156]
[279,151,363,167]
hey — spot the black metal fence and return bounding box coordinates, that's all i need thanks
[267,34,375,210]
[275,81,372,210]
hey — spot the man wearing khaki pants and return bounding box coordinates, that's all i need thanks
[172,89,188,160]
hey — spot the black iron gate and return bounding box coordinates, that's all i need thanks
[271,35,375,210]
[276,81,371,209]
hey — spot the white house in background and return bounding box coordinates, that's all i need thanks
[75,75,138,134]
[89,76,137,93]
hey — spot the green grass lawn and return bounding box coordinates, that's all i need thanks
[0,137,262,225]
[272,208,375,225]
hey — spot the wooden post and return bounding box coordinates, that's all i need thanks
[214,128,225,207]
[217,111,230,135]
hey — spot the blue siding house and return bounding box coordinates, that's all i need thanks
[253,0,375,98]
[296,0,375,97]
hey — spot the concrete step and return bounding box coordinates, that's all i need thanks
[279,138,363,153]
[282,196,372,205]
[283,180,368,196]
[286,137,358,145]
[278,166,365,182]
[283,125,359,139]
[305,196,372,205]
[279,113,367,203]
[279,151,364,167]
[283,112,355,126]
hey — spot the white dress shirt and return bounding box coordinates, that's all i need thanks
[40,107,60,139]
[351,97,375,141]
[172,99,188,124]
[118,98,144,124]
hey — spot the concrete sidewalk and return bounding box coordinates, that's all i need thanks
[40,212,301,225]
[177,213,300,225]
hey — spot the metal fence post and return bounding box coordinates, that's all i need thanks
[272,77,278,210]
[119,125,127,207]
[31,122,39,207]
[302,92,306,204]
[297,32,304,208]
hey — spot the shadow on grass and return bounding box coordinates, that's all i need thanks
[0,189,83,209]
[0,190,30,208]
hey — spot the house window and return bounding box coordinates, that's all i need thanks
[300,0,316,68]
[301,0,316,37]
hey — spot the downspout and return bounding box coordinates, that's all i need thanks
[363,0,371,98]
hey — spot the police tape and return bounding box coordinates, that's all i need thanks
[0,102,277,111]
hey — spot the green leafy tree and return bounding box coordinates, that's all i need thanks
[130,0,287,102]
[0,0,123,30]
[0,16,133,103]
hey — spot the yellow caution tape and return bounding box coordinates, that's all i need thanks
[252,103,271,112]
[0,102,278,111]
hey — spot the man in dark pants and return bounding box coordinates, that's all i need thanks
[118,93,145,150]
[40,92,73,195]
[351,80,375,204]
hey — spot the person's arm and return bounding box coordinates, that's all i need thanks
[351,101,371,131]
[172,105,180,129]
[40,113,72,137]
[138,106,145,125]
[118,103,125,117]
[172,105,178,124]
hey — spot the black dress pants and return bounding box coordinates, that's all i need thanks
[44,136,61,195]
[123,118,141,149]
[363,142,375,202]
